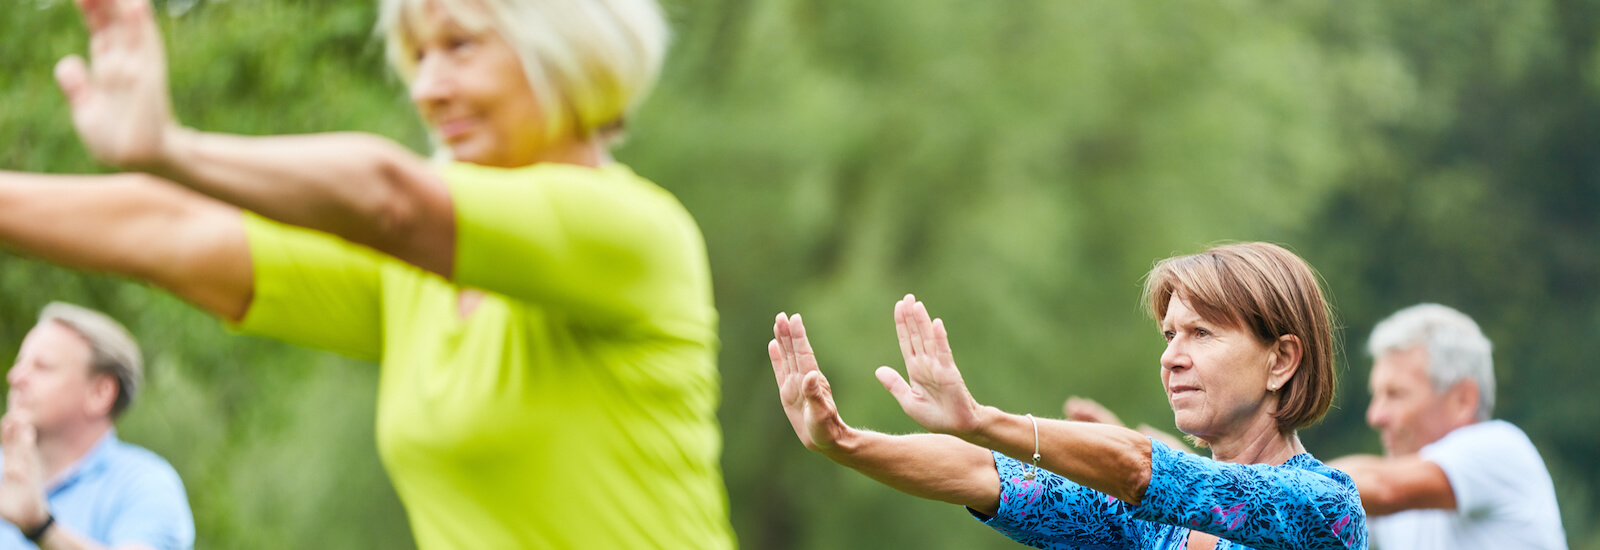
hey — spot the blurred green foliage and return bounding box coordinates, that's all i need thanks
[0,0,1595,548]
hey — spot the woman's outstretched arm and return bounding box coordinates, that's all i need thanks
[770,313,1002,514]
[56,0,454,275]
[0,171,251,321]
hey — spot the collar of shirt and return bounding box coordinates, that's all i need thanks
[44,429,119,497]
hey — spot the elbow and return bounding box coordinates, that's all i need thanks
[1357,482,1402,517]
[371,176,422,244]
[364,139,424,236]
[365,145,454,275]
[1112,436,1154,504]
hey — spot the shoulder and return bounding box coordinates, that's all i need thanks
[1423,420,1538,461]
[446,161,702,238]
[445,162,678,201]
[1281,453,1360,494]
[102,440,188,495]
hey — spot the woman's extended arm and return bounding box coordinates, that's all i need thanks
[56,0,455,275]
[769,313,1001,513]
[875,296,1155,504]
[0,171,250,321]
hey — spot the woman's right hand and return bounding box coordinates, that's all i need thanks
[55,0,177,171]
[769,313,857,455]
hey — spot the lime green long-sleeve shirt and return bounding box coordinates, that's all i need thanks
[237,162,735,549]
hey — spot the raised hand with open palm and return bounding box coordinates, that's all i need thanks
[874,295,987,437]
[768,313,858,455]
[55,0,177,170]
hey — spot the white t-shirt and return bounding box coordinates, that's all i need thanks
[1369,420,1567,550]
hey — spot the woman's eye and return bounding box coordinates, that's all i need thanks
[1162,331,1176,341]
[1195,328,1211,337]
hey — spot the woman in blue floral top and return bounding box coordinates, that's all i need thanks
[768,242,1366,549]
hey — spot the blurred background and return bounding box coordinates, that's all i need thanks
[1,0,1596,547]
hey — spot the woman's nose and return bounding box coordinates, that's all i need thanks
[409,57,452,106]
[1160,340,1188,370]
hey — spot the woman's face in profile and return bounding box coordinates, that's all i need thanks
[1158,295,1277,442]
[405,2,549,167]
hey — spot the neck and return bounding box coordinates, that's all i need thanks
[1203,413,1304,465]
[36,420,112,481]
[522,136,613,168]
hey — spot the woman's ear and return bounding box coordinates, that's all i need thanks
[1267,334,1303,391]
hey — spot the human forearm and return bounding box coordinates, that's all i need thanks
[965,407,1153,504]
[33,520,158,550]
[33,522,119,550]
[824,430,1002,515]
[154,128,454,274]
[0,171,251,320]
[1327,453,1455,516]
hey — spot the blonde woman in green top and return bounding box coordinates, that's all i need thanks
[0,0,735,547]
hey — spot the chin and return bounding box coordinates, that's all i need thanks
[1170,413,1200,436]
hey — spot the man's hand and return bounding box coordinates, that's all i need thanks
[1066,396,1196,454]
[0,412,50,535]
[55,0,178,170]
[1064,396,1125,426]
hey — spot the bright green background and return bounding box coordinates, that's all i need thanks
[1,0,1597,547]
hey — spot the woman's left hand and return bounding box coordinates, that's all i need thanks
[55,0,176,170]
[876,295,987,437]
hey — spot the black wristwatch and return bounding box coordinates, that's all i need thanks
[22,512,53,543]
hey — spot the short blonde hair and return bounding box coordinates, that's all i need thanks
[1142,242,1338,433]
[39,302,143,419]
[379,0,670,143]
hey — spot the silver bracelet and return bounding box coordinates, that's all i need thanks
[1024,413,1041,480]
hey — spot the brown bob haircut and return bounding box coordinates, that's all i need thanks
[1142,242,1338,433]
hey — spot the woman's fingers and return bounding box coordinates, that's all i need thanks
[768,338,787,383]
[802,370,851,450]
[894,297,915,362]
[771,312,823,396]
[802,371,834,413]
[931,318,955,366]
[912,301,943,361]
[788,314,818,375]
[906,299,927,358]
[772,313,791,376]
[54,55,90,108]
[74,0,115,32]
[875,366,915,405]
[775,312,796,373]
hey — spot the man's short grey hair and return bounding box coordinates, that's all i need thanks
[1367,303,1494,421]
[39,302,143,418]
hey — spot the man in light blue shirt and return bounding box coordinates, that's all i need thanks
[0,303,194,550]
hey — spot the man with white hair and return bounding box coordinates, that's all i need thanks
[0,303,193,550]
[1331,303,1566,549]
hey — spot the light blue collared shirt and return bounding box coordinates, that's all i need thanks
[0,430,194,549]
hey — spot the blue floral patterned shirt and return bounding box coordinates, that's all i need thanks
[971,439,1366,550]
